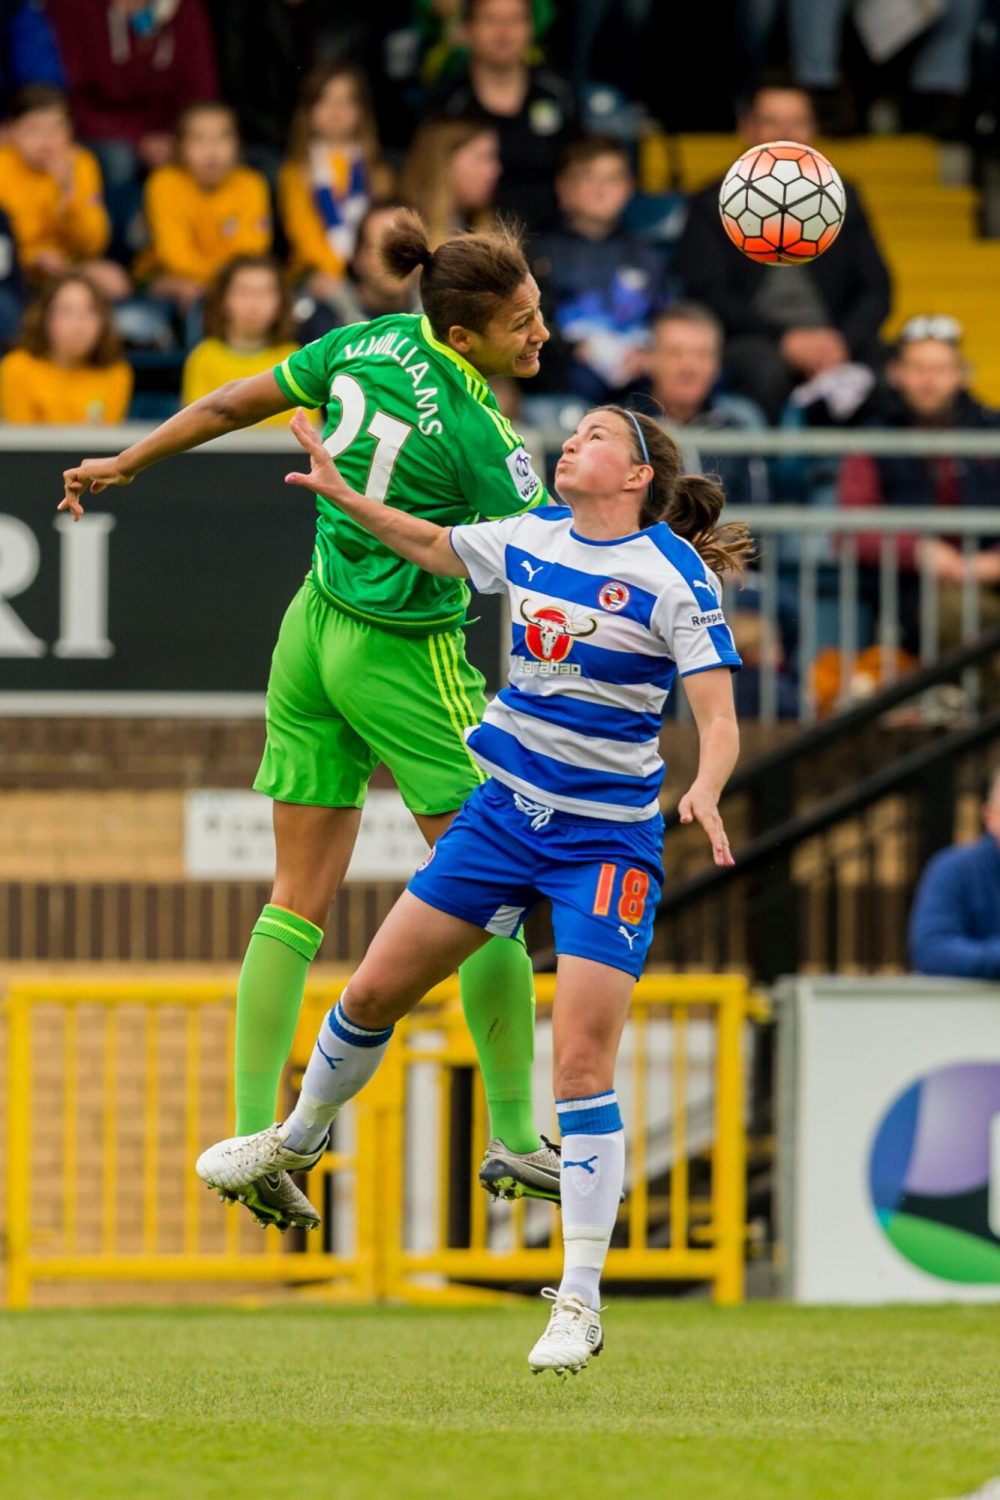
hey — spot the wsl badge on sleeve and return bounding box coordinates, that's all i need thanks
[506,446,542,502]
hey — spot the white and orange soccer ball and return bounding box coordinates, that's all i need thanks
[718,140,846,265]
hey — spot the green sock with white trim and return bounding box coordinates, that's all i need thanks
[234,903,324,1135]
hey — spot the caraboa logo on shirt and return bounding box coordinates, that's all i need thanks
[506,446,541,502]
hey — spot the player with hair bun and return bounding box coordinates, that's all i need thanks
[196,404,750,1376]
[59,210,559,1231]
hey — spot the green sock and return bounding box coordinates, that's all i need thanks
[235,903,324,1135]
[459,932,541,1154]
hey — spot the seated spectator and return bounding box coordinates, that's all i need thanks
[530,135,670,404]
[399,118,501,249]
[432,0,578,232]
[295,201,421,341]
[909,766,1000,979]
[837,317,1000,664]
[182,255,296,427]
[0,271,132,422]
[0,85,130,300]
[45,0,218,191]
[137,102,271,311]
[418,0,557,87]
[673,77,891,422]
[279,64,392,315]
[646,303,769,507]
[0,207,26,345]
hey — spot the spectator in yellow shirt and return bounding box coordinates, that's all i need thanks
[279,65,392,314]
[140,102,272,309]
[0,86,131,302]
[0,273,133,424]
[182,255,297,428]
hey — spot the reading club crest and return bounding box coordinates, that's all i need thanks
[598,581,630,613]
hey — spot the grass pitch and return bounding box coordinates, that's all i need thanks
[2,1301,998,1500]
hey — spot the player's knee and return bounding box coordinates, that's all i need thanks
[340,975,398,1031]
[553,1051,611,1102]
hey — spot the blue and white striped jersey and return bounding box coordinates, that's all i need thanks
[450,506,742,823]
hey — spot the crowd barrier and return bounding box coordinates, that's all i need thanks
[3,426,1000,725]
[3,972,762,1308]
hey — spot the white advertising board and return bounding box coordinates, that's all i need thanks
[184,789,428,881]
[779,977,1000,1303]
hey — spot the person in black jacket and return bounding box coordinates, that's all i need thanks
[432,0,578,233]
[674,80,891,422]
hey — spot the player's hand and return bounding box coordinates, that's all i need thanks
[678,785,735,867]
[58,457,134,520]
[286,408,358,506]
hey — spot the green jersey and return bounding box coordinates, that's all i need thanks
[273,312,548,635]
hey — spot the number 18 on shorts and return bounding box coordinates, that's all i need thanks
[408,779,664,977]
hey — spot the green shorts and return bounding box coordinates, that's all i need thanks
[254,581,488,814]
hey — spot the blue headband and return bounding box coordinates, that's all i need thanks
[626,409,651,467]
[626,410,654,503]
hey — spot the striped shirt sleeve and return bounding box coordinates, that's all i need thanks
[651,567,742,676]
[450,516,519,593]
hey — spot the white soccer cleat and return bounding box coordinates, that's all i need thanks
[195,1123,326,1194]
[480,1135,562,1203]
[527,1288,604,1376]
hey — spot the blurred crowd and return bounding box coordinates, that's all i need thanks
[1,0,999,716]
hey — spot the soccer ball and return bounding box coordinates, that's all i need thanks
[718,140,846,265]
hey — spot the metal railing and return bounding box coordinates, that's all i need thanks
[722,505,1000,723]
[3,972,761,1307]
[7,423,1000,725]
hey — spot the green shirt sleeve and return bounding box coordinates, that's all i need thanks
[273,326,354,409]
[454,401,550,520]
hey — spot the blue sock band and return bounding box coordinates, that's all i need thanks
[556,1090,623,1136]
[327,1001,394,1049]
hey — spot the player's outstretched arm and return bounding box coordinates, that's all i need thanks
[58,371,294,521]
[677,667,739,868]
[285,409,468,578]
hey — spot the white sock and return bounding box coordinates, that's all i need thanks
[556,1091,625,1311]
[282,998,394,1153]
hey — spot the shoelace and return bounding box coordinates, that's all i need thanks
[540,1288,606,1320]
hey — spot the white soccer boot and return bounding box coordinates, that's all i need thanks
[480,1136,626,1208]
[480,1135,562,1203]
[527,1288,604,1376]
[196,1123,326,1196]
[238,1172,321,1232]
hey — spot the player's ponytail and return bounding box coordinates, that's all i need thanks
[380,208,530,339]
[601,406,755,578]
[380,207,435,278]
[666,472,754,578]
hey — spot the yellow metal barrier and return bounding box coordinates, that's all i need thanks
[4,974,759,1308]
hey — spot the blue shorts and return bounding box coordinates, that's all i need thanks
[407,779,665,977]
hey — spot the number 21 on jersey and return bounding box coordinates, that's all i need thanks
[323,373,413,502]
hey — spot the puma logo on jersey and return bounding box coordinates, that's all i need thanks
[618,925,638,950]
[520,559,543,582]
[692,579,717,596]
